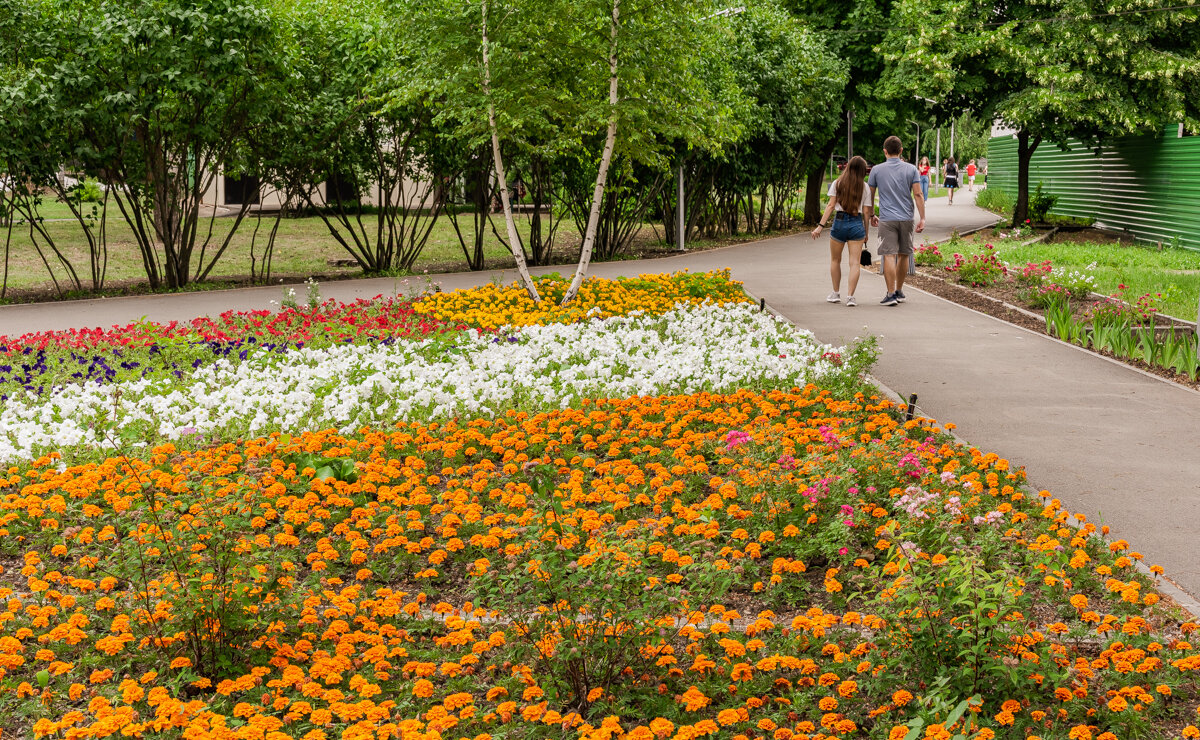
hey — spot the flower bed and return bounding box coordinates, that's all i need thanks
[0,297,459,355]
[4,391,1199,739]
[0,304,865,466]
[2,270,1199,740]
[414,270,753,329]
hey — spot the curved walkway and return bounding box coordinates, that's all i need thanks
[4,192,1200,603]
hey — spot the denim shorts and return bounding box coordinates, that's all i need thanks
[829,212,866,243]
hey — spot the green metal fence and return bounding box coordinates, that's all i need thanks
[987,127,1200,251]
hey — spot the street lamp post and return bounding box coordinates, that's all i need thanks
[906,119,921,163]
[676,5,746,252]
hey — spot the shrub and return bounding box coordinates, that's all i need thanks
[974,187,1013,216]
[1028,182,1059,222]
[1015,260,1053,287]
[66,178,105,204]
[1050,264,1098,299]
[914,243,945,267]
[1024,282,1073,309]
[945,245,1009,287]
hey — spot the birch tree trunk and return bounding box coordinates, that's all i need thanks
[482,0,541,302]
[561,0,620,305]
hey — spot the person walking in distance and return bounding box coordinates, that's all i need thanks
[918,156,931,203]
[868,136,926,306]
[966,159,978,191]
[811,156,870,307]
[944,156,959,204]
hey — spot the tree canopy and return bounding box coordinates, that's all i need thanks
[881,0,1200,221]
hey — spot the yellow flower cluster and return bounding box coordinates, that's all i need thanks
[414,269,753,329]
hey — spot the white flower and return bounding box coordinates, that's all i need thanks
[0,304,857,465]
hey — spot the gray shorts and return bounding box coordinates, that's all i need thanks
[878,220,914,256]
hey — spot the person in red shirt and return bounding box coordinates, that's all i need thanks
[918,157,931,202]
[967,159,978,191]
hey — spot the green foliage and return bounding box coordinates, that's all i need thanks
[675,1,847,238]
[880,545,1047,702]
[949,112,990,164]
[1045,294,1084,344]
[974,188,1013,217]
[66,180,104,205]
[944,246,1008,287]
[1028,182,1058,223]
[402,0,737,170]
[468,464,734,710]
[5,0,284,290]
[881,0,1200,221]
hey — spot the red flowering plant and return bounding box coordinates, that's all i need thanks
[914,243,945,267]
[0,298,469,396]
[945,246,1009,287]
[1016,260,1054,287]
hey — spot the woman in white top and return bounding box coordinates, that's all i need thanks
[811,156,870,306]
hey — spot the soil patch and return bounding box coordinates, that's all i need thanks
[908,267,1200,392]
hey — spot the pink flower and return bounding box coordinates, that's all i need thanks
[838,547,849,556]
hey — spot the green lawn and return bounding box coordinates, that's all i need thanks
[970,235,1200,320]
[0,210,555,294]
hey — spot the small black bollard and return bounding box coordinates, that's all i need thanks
[905,393,918,422]
[759,297,766,312]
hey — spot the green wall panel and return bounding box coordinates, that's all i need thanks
[986,128,1200,251]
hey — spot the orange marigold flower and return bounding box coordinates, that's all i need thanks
[413,679,435,698]
[716,709,741,726]
[169,657,192,669]
[892,690,913,706]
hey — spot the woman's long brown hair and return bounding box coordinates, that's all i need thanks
[835,156,868,216]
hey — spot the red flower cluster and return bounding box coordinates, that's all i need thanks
[0,297,465,354]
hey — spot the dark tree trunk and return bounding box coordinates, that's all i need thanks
[803,139,837,224]
[1012,130,1041,225]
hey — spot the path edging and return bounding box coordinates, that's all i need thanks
[749,287,1200,617]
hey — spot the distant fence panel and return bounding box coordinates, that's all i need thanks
[987,128,1200,251]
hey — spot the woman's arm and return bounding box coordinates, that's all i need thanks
[810,197,838,239]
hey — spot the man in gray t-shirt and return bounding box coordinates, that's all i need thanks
[867,136,926,306]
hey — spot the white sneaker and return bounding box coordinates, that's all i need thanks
[845,296,857,307]
[826,292,840,303]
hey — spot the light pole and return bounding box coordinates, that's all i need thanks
[906,119,921,163]
[676,5,746,252]
[847,109,854,160]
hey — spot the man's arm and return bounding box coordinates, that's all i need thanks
[911,182,926,233]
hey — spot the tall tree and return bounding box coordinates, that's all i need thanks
[676,1,845,240]
[44,0,283,289]
[881,0,1200,222]
[402,0,737,303]
[784,0,918,222]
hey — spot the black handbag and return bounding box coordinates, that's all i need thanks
[860,248,873,267]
